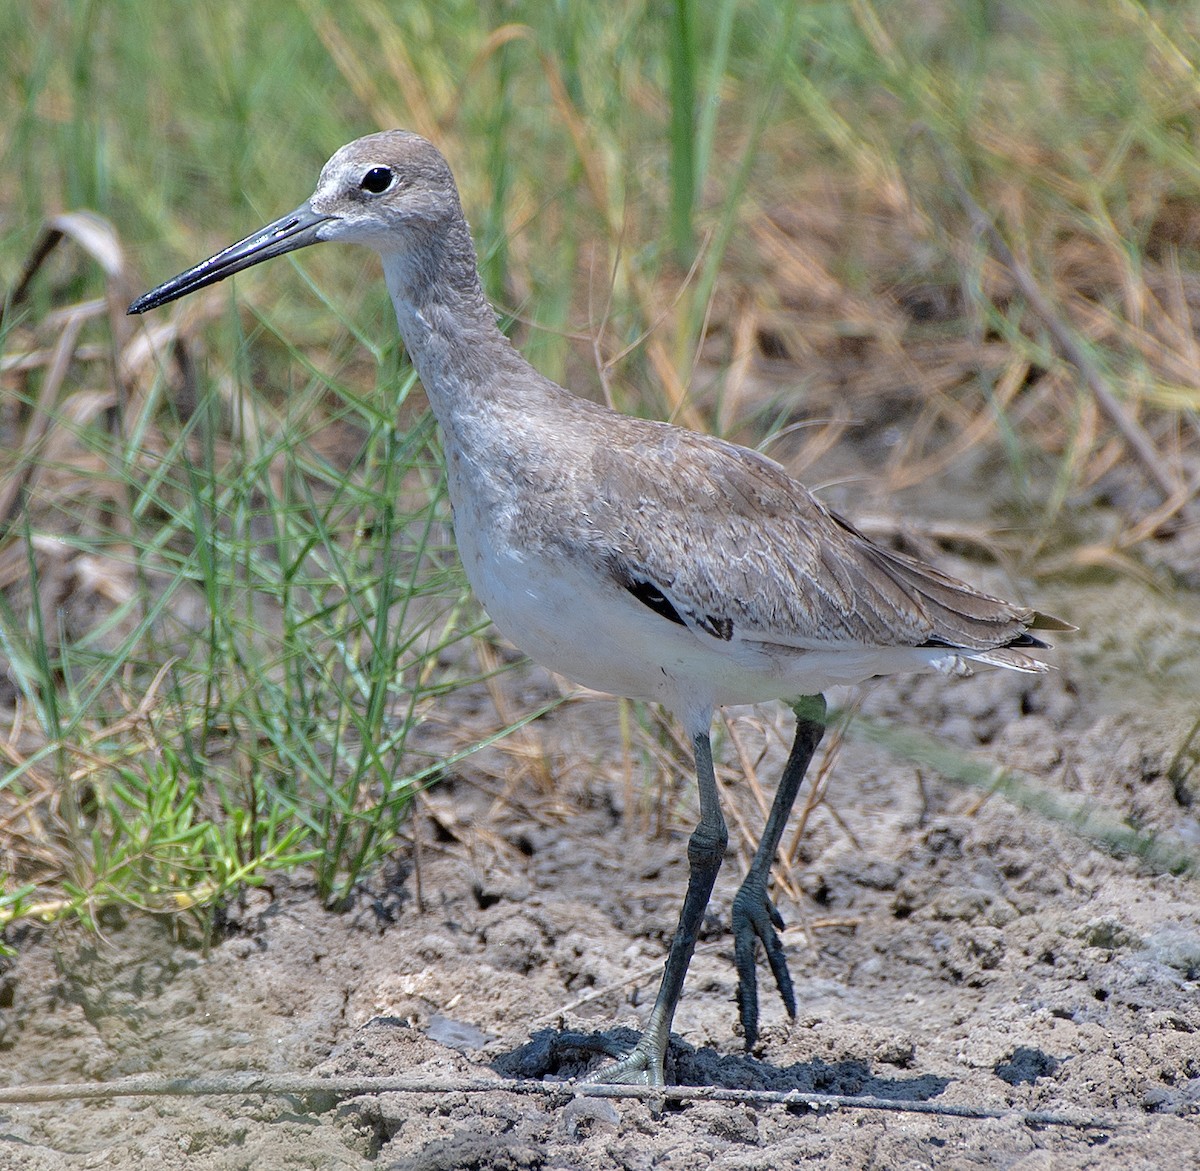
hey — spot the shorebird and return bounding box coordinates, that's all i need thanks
[129,131,1068,1087]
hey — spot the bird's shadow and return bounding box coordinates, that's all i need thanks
[491,1027,950,1104]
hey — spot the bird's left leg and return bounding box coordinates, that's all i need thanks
[731,694,827,1049]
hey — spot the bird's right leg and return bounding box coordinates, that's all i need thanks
[585,729,728,1086]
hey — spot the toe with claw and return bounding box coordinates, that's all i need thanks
[732,872,797,1049]
[584,1034,668,1087]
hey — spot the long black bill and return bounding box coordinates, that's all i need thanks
[127,202,333,315]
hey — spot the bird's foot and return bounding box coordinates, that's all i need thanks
[582,1033,667,1087]
[732,873,796,1050]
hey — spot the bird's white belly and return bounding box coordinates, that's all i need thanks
[452,508,946,717]
[458,527,714,707]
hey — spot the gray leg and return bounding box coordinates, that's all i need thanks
[732,694,827,1049]
[588,730,728,1086]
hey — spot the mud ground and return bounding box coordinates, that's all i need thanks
[2,594,1199,1171]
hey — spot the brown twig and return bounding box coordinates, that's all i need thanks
[0,1071,1122,1128]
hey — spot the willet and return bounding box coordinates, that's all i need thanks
[129,131,1069,1086]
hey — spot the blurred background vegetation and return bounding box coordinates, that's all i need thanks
[1,0,1197,942]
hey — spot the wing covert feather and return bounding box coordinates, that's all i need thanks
[579,423,1037,651]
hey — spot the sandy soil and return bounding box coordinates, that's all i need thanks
[2,608,1198,1171]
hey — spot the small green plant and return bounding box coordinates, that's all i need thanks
[0,240,523,930]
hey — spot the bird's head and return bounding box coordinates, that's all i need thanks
[128,130,462,315]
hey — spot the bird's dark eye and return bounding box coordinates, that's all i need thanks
[360,166,394,194]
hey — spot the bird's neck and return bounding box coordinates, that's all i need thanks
[380,226,527,425]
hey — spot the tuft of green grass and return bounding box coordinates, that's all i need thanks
[0,230,531,940]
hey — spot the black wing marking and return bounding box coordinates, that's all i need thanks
[920,632,1050,651]
[626,579,686,626]
[622,576,734,641]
